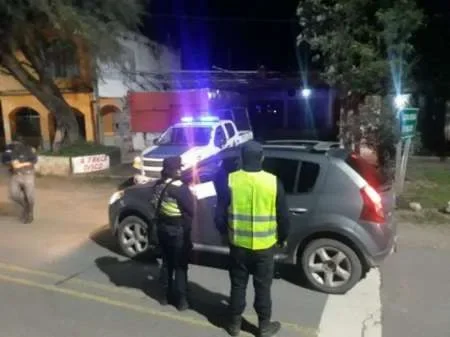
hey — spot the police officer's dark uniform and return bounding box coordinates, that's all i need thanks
[215,141,290,337]
[2,139,37,224]
[153,156,195,311]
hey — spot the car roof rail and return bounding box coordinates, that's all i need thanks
[262,140,342,154]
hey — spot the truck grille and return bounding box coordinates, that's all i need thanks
[143,158,163,169]
[142,158,163,179]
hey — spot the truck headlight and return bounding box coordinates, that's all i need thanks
[109,190,124,205]
[182,154,201,169]
[133,156,143,170]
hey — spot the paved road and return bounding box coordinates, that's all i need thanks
[381,222,450,337]
[0,176,446,337]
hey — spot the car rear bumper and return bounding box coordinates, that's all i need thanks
[366,234,398,267]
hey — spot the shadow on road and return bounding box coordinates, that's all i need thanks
[90,225,124,256]
[91,226,312,291]
[95,256,257,335]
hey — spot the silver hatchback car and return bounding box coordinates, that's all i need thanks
[108,144,397,294]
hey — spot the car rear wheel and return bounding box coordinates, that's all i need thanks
[118,216,151,258]
[300,238,362,294]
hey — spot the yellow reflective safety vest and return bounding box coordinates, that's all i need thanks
[228,170,278,250]
[160,179,183,217]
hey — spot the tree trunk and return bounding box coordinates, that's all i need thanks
[40,85,79,151]
[0,51,79,151]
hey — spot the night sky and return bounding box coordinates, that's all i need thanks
[143,0,300,71]
[143,0,450,75]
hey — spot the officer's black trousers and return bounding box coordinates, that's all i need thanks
[228,245,275,322]
[158,231,189,300]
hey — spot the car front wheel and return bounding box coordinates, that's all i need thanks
[300,238,363,294]
[117,215,151,258]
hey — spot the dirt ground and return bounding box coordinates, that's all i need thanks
[0,175,116,223]
[0,170,448,255]
[0,173,118,262]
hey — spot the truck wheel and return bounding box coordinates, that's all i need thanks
[300,238,362,294]
[118,216,152,259]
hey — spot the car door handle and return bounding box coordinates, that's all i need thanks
[289,207,308,214]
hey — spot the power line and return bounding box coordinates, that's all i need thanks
[145,13,297,23]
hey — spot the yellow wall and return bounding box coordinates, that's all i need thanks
[0,46,95,149]
[0,92,95,149]
[99,98,123,136]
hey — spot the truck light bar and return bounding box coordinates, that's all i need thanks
[181,117,194,123]
[199,116,219,122]
[180,116,219,123]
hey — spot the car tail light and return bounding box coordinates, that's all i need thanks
[360,184,385,223]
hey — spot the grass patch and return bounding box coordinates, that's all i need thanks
[39,141,119,157]
[401,158,450,209]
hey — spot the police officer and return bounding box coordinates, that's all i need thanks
[215,141,290,337]
[153,156,195,311]
[2,137,37,224]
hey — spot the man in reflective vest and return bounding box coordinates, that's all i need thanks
[154,156,195,311]
[215,141,290,337]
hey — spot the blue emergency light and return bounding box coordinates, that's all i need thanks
[199,116,219,122]
[181,116,194,123]
[180,116,219,123]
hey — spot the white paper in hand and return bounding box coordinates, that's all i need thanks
[190,182,217,200]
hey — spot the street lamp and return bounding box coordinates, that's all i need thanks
[301,88,312,98]
[394,94,409,109]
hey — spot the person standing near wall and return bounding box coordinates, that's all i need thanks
[2,136,38,224]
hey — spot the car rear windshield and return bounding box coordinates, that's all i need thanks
[345,153,384,189]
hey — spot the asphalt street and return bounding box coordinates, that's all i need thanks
[0,177,447,337]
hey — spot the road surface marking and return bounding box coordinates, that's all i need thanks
[0,261,317,336]
[0,262,139,295]
[317,269,382,337]
[0,272,245,333]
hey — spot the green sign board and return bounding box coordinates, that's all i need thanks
[399,108,419,139]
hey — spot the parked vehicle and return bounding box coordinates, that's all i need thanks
[133,116,253,184]
[108,145,397,294]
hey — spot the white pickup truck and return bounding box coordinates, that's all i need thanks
[133,116,253,184]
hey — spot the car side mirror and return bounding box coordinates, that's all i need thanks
[153,138,160,145]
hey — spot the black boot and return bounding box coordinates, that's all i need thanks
[257,320,281,337]
[226,315,242,336]
[176,297,189,311]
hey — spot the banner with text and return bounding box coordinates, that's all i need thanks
[71,154,110,174]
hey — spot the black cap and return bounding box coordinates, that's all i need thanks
[241,140,263,158]
[162,156,182,177]
[241,140,263,167]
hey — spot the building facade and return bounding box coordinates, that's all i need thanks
[0,33,180,152]
[97,33,181,159]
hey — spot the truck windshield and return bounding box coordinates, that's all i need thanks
[158,126,212,146]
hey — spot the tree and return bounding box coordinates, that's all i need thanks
[0,0,145,150]
[414,1,450,158]
[296,0,423,151]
